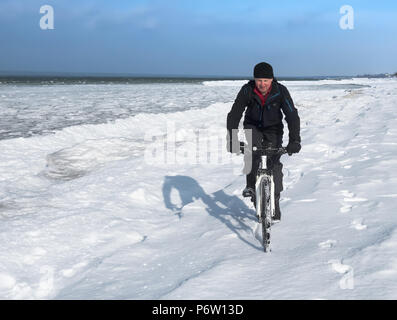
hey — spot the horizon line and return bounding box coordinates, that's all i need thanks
[0,70,394,79]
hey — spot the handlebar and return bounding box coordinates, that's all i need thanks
[239,142,289,156]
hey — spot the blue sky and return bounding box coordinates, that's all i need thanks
[1,0,396,77]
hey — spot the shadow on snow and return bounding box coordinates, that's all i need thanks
[162,175,262,251]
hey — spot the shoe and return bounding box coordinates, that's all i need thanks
[242,186,255,198]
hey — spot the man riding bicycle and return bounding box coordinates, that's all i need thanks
[226,62,301,221]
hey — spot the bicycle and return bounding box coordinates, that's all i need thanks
[239,141,288,252]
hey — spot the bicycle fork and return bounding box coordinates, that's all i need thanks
[255,160,275,222]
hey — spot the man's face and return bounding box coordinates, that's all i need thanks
[255,78,273,94]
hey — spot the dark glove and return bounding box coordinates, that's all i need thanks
[226,132,240,154]
[286,141,301,155]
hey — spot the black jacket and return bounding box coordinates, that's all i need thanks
[227,79,301,143]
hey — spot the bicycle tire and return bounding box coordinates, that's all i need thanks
[260,177,272,252]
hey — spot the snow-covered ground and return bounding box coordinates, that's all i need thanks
[1,77,397,299]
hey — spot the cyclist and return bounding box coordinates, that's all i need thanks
[226,62,301,221]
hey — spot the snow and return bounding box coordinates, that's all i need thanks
[1,77,397,299]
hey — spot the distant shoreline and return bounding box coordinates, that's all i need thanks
[0,71,393,84]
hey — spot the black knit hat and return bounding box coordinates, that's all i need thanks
[254,62,274,79]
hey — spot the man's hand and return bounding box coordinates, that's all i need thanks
[286,141,301,155]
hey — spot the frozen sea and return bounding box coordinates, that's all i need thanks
[0,76,397,299]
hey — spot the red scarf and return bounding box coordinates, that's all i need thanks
[254,84,272,106]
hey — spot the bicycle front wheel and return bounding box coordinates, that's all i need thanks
[258,176,272,252]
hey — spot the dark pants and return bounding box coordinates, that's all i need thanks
[243,125,283,196]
